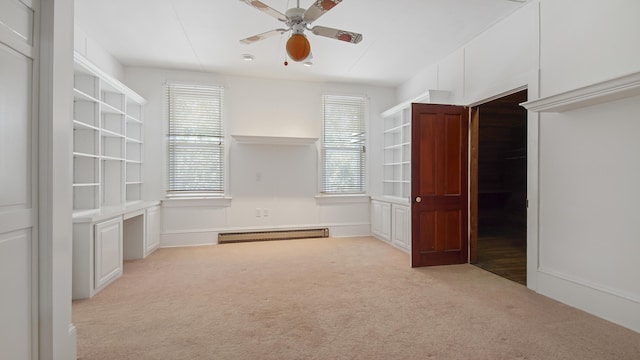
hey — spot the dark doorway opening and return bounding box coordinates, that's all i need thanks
[472,90,528,285]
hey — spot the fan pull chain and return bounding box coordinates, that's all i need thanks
[282,0,291,66]
[283,35,289,66]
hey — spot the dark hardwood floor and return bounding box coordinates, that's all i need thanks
[473,225,526,285]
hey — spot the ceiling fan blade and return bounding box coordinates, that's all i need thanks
[304,0,343,23]
[242,0,287,22]
[240,29,288,44]
[311,26,362,44]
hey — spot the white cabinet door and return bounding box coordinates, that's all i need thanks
[145,205,161,255]
[371,200,391,242]
[94,217,123,289]
[0,3,37,358]
[392,204,411,251]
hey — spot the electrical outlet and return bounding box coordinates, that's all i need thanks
[263,208,269,217]
[255,208,261,217]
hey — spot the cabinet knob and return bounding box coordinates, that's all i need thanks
[415,196,422,203]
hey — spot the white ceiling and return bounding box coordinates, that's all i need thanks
[75,0,530,87]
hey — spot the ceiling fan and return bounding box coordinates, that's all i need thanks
[240,0,363,63]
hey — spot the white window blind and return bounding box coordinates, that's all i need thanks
[321,94,367,194]
[166,83,224,196]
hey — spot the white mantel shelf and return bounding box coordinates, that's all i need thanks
[232,135,318,146]
[521,71,640,112]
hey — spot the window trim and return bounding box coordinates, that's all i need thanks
[164,82,226,199]
[319,93,369,195]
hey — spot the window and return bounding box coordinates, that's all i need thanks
[166,83,224,196]
[321,94,367,194]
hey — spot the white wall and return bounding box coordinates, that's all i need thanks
[394,0,640,332]
[74,25,125,82]
[534,0,640,332]
[539,0,640,97]
[396,3,538,105]
[124,67,395,246]
[537,96,640,331]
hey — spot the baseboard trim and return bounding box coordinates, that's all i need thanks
[537,268,640,332]
[68,323,77,359]
[160,223,370,248]
[371,234,410,254]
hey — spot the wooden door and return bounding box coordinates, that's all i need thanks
[411,104,469,267]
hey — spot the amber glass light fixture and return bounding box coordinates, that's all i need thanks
[286,33,311,62]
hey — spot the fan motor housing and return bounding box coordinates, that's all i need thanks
[285,7,305,24]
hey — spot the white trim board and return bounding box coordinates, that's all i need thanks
[160,223,371,248]
[537,269,640,333]
[522,71,640,112]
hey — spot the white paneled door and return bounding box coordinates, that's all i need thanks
[0,0,39,358]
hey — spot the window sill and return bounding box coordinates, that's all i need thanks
[162,196,232,208]
[315,194,370,205]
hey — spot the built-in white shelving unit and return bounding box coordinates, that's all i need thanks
[72,53,160,299]
[381,106,412,201]
[73,54,147,212]
[372,104,412,253]
[378,90,451,202]
[372,101,416,253]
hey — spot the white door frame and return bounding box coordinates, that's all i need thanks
[37,0,77,358]
[468,72,540,292]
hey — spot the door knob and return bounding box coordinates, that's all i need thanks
[415,196,422,203]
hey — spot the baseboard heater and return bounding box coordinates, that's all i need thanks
[218,228,329,244]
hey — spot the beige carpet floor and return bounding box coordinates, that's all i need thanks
[73,237,640,360]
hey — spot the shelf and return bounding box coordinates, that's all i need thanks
[73,120,100,131]
[101,129,125,138]
[383,123,410,134]
[384,143,409,150]
[102,155,126,161]
[126,115,143,124]
[383,180,410,184]
[73,152,99,159]
[101,102,124,115]
[73,88,99,103]
[125,159,142,164]
[522,71,640,112]
[384,161,410,166]
[232,135,318,146]
[125,137,142,144]
[73,183,100,187]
